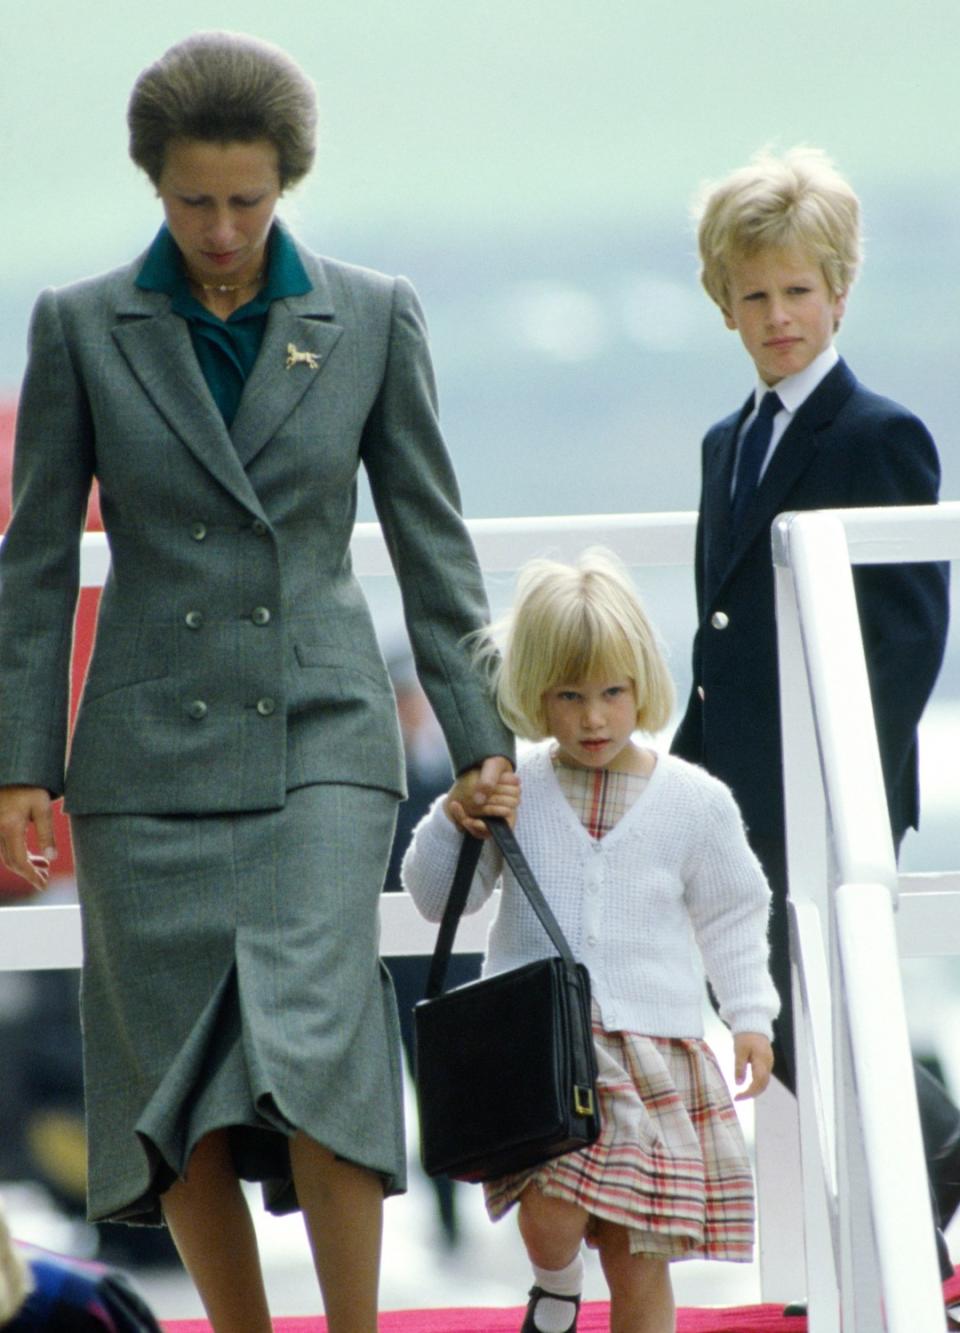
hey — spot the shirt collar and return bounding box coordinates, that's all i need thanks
[754,344,839,417]
[135,218,312,311]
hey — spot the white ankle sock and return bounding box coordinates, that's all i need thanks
[530,1253,583,1332]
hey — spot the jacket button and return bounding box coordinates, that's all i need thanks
[697,685,705,701]
[251,606,271,626]
[710,611,729,630]
[251,520,268,536]
[185,610,204,629]
[187,700,208,720]
[256,697,276,716]
[191,522,207,541]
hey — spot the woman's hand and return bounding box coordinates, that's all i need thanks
[733,1032,774,1100]
[444,756,520,837]
[0,786,56,892]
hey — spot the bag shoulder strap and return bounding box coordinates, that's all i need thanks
[424,816,576,999]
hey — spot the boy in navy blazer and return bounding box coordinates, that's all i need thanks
[670,147,959,1258]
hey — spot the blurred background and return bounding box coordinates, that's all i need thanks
[1,0,958,1317]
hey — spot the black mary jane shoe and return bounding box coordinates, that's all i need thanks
[520,1285,581,1333]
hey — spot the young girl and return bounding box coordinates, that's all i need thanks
[402,549,778,1333]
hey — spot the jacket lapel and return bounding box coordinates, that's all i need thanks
[111,286,267,518]
[703,400,750,602]
[721,359,859,578]
[229,259,344,469]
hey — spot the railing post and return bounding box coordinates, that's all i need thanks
[778,510,946,1331]
[769,529,839,1325]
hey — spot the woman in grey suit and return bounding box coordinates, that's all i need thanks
[0,31,514,1333]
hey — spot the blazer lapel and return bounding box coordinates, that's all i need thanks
[727,419,819,563]
[229,262,344,469]
[724,359,859,571]
[703,400,750,601]
[111,287,267,518]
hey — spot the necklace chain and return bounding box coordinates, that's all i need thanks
[192,271,263,295]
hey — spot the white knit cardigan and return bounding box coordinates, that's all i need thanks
[402,745,779,1040]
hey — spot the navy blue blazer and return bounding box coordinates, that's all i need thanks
[671,358,949,844]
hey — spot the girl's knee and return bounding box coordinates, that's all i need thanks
[596,1226,669,1293]
[517,1188,587,1261]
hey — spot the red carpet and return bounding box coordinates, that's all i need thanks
[161,1310,801,1332]
[161,1267,960,1332]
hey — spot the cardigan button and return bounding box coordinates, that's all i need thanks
[251,606,271,626]
[710,611,729,630]
[256,697,277,717]
[185,610,204,629]
[191,522,208,541]
[186,699,208,721]
[251,519,268,536]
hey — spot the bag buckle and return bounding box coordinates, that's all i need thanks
[574,1086,594,1117]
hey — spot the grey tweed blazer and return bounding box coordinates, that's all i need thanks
[0,237,513,814]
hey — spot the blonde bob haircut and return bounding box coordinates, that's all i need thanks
[696,146,862,313]
[487,547,675,741]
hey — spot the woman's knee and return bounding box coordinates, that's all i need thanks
[173,1129,235,1190]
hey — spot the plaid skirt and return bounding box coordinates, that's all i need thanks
[484,1014,755,1261]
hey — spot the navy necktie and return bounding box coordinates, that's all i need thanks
[731,391,782,526]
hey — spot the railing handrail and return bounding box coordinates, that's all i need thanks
[4,871,952,971]
[79,511,701,584]
[11,514,697,978]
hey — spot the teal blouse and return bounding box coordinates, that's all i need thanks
[136,221,312,426]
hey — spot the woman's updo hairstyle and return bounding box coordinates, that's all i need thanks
[128,30,317,190]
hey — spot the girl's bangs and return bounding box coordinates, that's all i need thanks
[551,619,635,688]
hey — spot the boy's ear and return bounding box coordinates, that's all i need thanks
[833,289,848,331]
[722,307,738,331]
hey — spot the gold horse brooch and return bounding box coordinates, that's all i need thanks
[286,343,320,371]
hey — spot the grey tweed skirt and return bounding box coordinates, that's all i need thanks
[71,783,404,1226]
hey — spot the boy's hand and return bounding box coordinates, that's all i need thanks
[445,757,520,837]
[733,1032,774,1100]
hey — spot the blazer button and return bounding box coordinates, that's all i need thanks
[710,611,730,630]
[251,606,271,626]
[185,610,204,629]
[251,520,268,536]
[187,700,208,720]
[697,685,705,701]
[191,522,208,542]
[256,697,277,717]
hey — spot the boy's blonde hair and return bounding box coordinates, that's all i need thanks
[696,146,862,312]
[487,548,675,741]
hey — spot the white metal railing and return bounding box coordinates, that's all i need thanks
[2,513,699,970]
[3,510,958,1328]
[771,501,960,1332]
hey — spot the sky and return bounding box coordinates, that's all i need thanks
[2,0,959,517]
[5,0,960,308]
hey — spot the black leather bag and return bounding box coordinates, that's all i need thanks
[413,817,600,1183]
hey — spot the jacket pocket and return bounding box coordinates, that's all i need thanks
[80,625,170,705]
[293,643,392,694]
